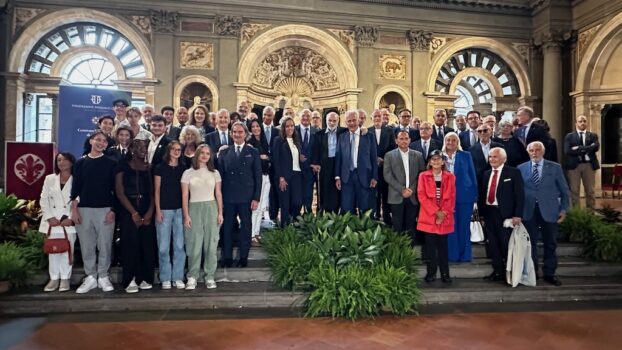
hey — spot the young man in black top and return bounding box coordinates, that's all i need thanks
[71,131,118,293]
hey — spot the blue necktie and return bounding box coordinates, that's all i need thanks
[350,132,356,171]
[303,128,309,146]
[531,163,540,186]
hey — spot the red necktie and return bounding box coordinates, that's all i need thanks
[487,169,498,204]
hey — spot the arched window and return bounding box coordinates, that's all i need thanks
[61,53,118,89]
[454,85,474,116]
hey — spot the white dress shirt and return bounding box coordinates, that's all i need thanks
[374,128,382,146]
[486,164,504,206]
[480,140,491,162]
[148,134,164,163]
[287,137,301,171]
[399,148,410,186]
[350,128,361,169]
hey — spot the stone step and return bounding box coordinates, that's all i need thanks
[4,277,622,315]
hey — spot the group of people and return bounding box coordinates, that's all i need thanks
[38,97,600,293]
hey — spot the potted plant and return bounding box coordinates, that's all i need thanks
[0,242,31,293]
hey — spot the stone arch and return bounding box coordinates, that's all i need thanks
[8,8,154,78]
[373,85,412,111]
[448,67,504,98]
[237,24,358,110]
[173,75,220,112]
[427,37,531,98]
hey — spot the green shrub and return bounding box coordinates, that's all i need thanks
[589,224,622,262]
[267,242,319,290]
[18,230,47,270]
[0,193,29,242]
[379,230,419,273]
[560,206,622,262]
[0,242,32,288]
[374,263,421,315]
[559,206,601,242]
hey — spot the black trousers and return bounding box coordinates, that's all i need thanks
[390,200,419,246]
[524,203,558,277]
[375,166,392,224]
[120,200,156,288]
[268,171,280,221]
[278,171,303,227]
[424,233,449,277]
[223,202,252,260]
[318,158,340,213]
[483,206,513,274]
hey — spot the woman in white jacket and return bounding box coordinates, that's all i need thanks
[39,152,77,292]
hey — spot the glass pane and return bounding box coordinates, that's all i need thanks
[47,33,62,46]
[491,64,500,74]
[39,130,52,143]
[482,57,490,68]
[126,65,146,78]
[29,60,42,72]
[85,33,97,45]
[111,39,127,55]
[498,74,508,84]
[120,50,139,65]
[503,86,514,95]
[48,52,58,61]
[39,114,52,130]
[41,65,51,74]
[35,45,51,58]
[39,97,53,114]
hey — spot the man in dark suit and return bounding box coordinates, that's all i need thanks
[175,107,189,127]
[147,115,171,167]
[459,110,481,150]
[161,106,181,141]
[519,141,570,286]
[469,124,504,181]
[312,112,346,213]
[515,106,555,161]
[261,106,279,222]
[383,130,426,245]
[371,109,397,223]
[479,147,524,282]
[409,121,441,161]
[393,108,420,142]
[564,115,600,209]
[295,109,318,213]
[217,122,262,268]
[140,104,153,130]
[430,108,454,144]
[335,110,378,214]
[206,109,233,155]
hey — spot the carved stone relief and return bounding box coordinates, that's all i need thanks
[577,25,601,63]
[150,10,179,33]
[378,55,406,80]
[252,46,339,92]
[430,37,448,57]
[129,15,151,35]
[216,15,243,37]
[407,29,433,51]
[13,7,46,35]
[328,29,355,53]
[180,42,214,70]
[512,42,530,64]
[354,26,378,47]
[240,23,271,47]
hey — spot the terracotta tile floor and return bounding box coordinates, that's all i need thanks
[8,310,622,350]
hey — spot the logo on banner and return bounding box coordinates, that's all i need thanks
[13,153,46,185]
[91,95,102,105]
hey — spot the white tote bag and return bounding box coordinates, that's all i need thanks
[470,205,485,243]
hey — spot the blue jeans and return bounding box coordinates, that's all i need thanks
[156,209,186,282]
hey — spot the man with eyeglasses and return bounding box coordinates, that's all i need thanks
[112,99,129,126]
[409,121,441,161]
[459,110,482,150]
[469,124,504,182]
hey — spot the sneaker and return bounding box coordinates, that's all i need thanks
[126,279,139,293]
[139,281,152,290]
[98,276,114,292]
[76,275,98,294]
[185,277,197,290]
[44,279,59,292]
[162,281,172,290]
[174,280,185,289]
[205,279,217,289]
[59,279,70,292]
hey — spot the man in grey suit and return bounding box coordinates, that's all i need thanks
[383,130,426,246]
[563,115,600,209]
[519,141,570,286]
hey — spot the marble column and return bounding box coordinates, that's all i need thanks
[408,30,433,121]
[354,26,378,112]
[1,73,26,185]
[541,34,563,155]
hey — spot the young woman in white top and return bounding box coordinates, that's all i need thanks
[272,116,303,227]
[39,152,77,292]
[181,144,224,290]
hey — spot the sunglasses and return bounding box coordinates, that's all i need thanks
[477,129,489,133]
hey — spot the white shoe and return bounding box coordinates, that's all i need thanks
[139,281,152,290]
[44,279,59,292]
[125,279,139,293]
[98,276,114,292]
[76,275,98,294]
[185,277,197,290]
[162,281,172,290]
[174,280,185,289]
[59,279,71,292]
[206,279,217,289]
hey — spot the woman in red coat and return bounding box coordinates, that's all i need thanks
[417,150,456,283]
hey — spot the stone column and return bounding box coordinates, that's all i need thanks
[1,73,26,186]
[150,10,179,106]
[216,16,243,110]
[541,31,564,154]
[353,26,378,112]
[407,29,433,121]
[48,94,58,144]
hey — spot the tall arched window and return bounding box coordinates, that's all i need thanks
[60,53,118,89]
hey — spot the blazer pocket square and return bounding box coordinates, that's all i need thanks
[503,178,511,182]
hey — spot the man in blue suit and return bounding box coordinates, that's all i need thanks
[206,109,233,155]
[295,109,318,213]
[519,141,570,286]
[217,122,262,268]
[335,110,378,214]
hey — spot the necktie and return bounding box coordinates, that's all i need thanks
[236,145,241,157]
[487,169,499,204]
[121,148,126,156]
[423,140,428,158]
[580,132,585,146]
[531,163,540,186]
[265,126,271,143]
[438,127,443,139]
[303,128,309,145]
[221,131,227,145]
[350,132,356,171]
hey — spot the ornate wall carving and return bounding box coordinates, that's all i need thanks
[354,26,378,47]
[241,23,271,46]
[512,42,530,64]
[216,15,243,37]
[150,10,179,33]
[328,29,355,53]
[252,46,339,92]
[430,37,448,57]
[129,15,151,35]
[577,25,601,63]
[13,7,46,35]
[180,42,214,70]
[378,55,406,80]
[407,29,433,51]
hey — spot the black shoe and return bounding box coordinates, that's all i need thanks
[237,257,248,268]
[224,259,233,268]
[424,274,436,283]
[483,272,504,281]
[441,274,452,283]
[544,275,562,286]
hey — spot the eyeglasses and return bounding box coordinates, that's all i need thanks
[171,148,182,152]
[114,104,127,108]
[477,129,489,133]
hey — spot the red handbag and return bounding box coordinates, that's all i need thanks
[43,226,73,265]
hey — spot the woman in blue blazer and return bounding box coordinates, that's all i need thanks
[442,132,478,262]
[272,116,304,227]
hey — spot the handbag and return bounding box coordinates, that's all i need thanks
[43,225,73,265]
[470,207,485,243]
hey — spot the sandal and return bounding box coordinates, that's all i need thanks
[251,237,261,247]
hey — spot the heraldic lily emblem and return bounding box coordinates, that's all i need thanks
[14,153,46,186]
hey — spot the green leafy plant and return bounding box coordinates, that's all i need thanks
[0,242,32,288]
[18,229,48,270]
[379,230,419,273]
[595,204,622,224]
[560,206,622,262]
[0,193,29,242]
[374,263,421,315]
